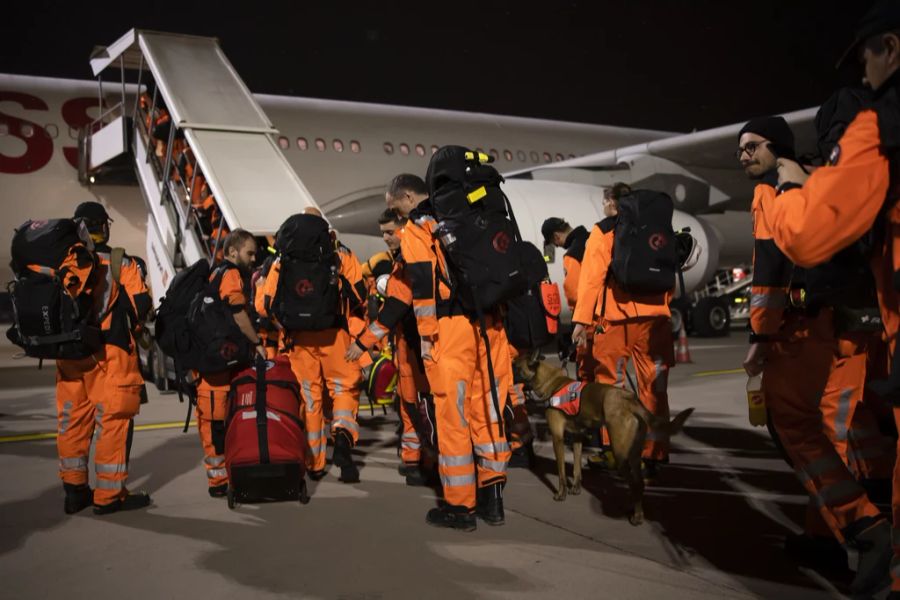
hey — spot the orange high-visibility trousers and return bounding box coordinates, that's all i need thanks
[287,328,361,472]
[506,382,530,452]
[425,314,511,510]
[764,311,881,538]
[591,316,674,460]
[195,376,230,489]
[56,344,143,506]
[396,335,427,465]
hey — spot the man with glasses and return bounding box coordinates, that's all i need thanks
[740,115,891,586]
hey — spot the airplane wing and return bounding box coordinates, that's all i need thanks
[504,107,818,213]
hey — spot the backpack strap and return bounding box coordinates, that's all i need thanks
[110,247,126,284]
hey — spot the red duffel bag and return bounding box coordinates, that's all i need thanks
[225,355,309,507]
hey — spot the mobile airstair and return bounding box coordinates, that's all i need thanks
[81,29,320,306]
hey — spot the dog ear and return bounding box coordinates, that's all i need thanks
[528,347,541,367]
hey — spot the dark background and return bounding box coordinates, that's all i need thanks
[0,1,876,132]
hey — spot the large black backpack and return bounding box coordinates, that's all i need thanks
[504,243,560,349]
[426,146,531,312]
[155,259,211,370]
[156,259,254,375]
[187,263,255,374]
[271,214,341,331]
[609,190,677,294]
[6,219,102,360]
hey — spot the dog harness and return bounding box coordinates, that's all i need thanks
[548,382,587,416]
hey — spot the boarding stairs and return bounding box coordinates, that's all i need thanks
[80,29,320,306]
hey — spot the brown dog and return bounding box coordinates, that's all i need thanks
[514,351,693,525]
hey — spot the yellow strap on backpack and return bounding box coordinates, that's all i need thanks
[467,186,487,204]
[464,151,491,164]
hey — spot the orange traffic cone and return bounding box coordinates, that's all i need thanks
[675,322,692,364]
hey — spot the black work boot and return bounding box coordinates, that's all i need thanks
[475,482,505,526]
[333,429,360,483]
[208,483,228,498]
[426,504,477,532]
[63,483,93,515]
[508,442,535,469]
[404,466,428,487]
[93,491,152,516]
[846,517,892,597]
[398,462,420,477]
[308,469,327,481]
[784,533,849,572]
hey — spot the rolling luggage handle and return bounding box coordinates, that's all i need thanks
[254,355,271,464]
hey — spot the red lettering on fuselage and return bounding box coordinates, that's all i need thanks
[0,92,52,174]
[61,97,102,169]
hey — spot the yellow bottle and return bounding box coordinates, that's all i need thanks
[746,374,767,427]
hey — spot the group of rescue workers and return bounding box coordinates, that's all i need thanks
[13,2,900,597]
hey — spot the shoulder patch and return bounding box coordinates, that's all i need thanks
[828,143,841,166]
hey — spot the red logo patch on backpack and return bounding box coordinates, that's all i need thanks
[649,233,668,251]
[295,279,314,296]
[492,231,511,253]
[220,341,238,360]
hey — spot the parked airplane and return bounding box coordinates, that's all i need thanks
[0,60,816,322]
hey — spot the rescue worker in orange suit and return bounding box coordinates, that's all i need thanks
[571,182,674,481]
[542,216,604,464]
[253,253,282,360]
[196,230,265,497]
[72,201,153,478]
[347,208,433,486]
[57,209,151,515]
[259,213,368,483]
[401,182,513,531]
[754,6,900,594]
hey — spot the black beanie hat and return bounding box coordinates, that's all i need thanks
[738,116,796,160]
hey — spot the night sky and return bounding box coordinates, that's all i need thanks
[0,1,876,132]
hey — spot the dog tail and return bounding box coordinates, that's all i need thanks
[630,403,694,436]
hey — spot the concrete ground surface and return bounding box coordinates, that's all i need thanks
[0,335,875,599]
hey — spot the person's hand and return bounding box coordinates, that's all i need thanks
[743,343,768,377]
[572,324,588,348]
[345,342,365,362]
[776,158,810,187]
[421,338,434,361]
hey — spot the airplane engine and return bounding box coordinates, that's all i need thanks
[500,179,721,314]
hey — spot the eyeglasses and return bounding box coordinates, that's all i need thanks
[735,141,768,159]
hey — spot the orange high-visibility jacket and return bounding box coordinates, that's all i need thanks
[400,209,454,339]
[572,219,671,326]
[356,260,414,350]
[750,184,793,337]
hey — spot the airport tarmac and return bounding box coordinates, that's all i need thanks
[0,335,866,599]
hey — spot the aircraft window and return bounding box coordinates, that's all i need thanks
[315,138,326,152]
[555,153,564,162]
[543,152,552,163]
[45,124,59,138]
[568,153,576,159]
[20,124,35,138]
[277,136,289,150]
[384,142,394,154]
[517,150,526,162]
[503,149,513,161]
[350,140,361,153]
[489,149,499,161]
[333,139,344,152]
[68,126,79,139]
[415,144,425,156]
[399,143,410,155]
[297,137,308,150]
[0,123,8,136]
[530,151,539,163]
[431,145,439,155]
